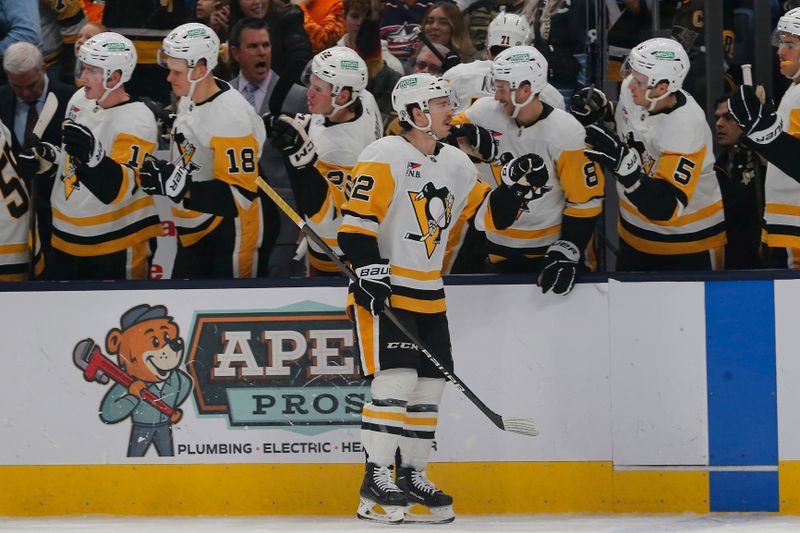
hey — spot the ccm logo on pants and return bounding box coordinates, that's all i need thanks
[386,342,419,350]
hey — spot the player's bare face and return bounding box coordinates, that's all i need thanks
[777,33,800,78]
[307,74,334,115]
[493,80,517,116]
[426,96,452,138]
[165,57,191,97]
[78,64,105,100]
[628,71,657,108]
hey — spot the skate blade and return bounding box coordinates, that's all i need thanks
[403,504,455,524]
[357,497,405,525]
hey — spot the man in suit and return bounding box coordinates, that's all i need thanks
[1,42,74,266]
[229,17,309,277]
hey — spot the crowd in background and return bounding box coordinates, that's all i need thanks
[0,0,799,281]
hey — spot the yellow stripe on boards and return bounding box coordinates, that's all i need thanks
[779,461,800,513]
[0,462,718,517]
[612,470,708,513]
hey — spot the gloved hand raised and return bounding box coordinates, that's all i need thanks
[727,84,783,146]
[448,123,498,163]
[570,86,614,126]
[264,113,317,169]
[17,142,59,179]
[139,155,192,202]
[350,258,392,316]
[63,121,104,168]
[585,123,641,188]
[501,153,549,191]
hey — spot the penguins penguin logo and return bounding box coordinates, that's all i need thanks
[405,182,454,258]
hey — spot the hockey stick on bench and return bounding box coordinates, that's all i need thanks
[255,176,539,437]
[25,91,59,277]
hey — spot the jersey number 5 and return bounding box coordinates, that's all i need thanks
[0,150,28,219]
[673,157,696,185]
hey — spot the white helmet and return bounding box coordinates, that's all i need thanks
[773,8,800,79]
[777,7,800,37]
[491,45,547,118]
[78,32,137,83]
[392,73,456,138]
[159,23,220,104]
[159,23,220,71]
[623,37,689,96]
[310,46,368,115]
[486,13,531,55]
[77,32,137,102]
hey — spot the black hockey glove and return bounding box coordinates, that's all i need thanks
[727,84,783,146]
[570,86,614,126]
[264,112,317,169]
[448,123,498,162]
[350,258,392,316]
[16,142,59,179]
[538,240,580,295]
[139,155,192,202]
[63,121,105,168]
[501,153,549,193]
[441,50,461,74]
[585,123,641,189]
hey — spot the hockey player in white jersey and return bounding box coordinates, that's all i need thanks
[140,23,266,279]
[443,12,565,112]
[451,45,604,294]
[265,46,381,275]
[0,119,42,279]
[726,8,800,267]
[584,37,725,271]
[338,73,540,524]
[22,32,161,280]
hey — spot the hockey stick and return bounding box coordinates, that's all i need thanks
[411,26,448,64]
[25,91,59,277]
[741,64,766,232]
[255,176,539,437]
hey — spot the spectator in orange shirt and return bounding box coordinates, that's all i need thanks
[297,0,346,53]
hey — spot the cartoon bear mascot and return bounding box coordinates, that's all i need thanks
[99,304,192,457]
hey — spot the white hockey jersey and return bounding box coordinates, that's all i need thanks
[339,136,490,313]
[52,89,161,258]
[456,97,604,260]
[443,59,566,112]
[305,96,382,273]
[616,89,725,255]
[763,81,800,252]
[0,120,40,279]
[170,80,266,277]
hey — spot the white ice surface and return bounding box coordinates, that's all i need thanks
[3,515,800,532]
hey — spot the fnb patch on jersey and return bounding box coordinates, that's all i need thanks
[405,161,422,178]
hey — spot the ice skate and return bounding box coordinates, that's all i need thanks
[356,462,408,524]
[396,466,455,524]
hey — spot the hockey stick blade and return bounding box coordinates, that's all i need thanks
[255,176,539,437]
[32,92,58,141]
[501,416,539,436]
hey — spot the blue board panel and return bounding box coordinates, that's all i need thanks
[706,280,778,512]
[705,280,777,466]
[709,471,779,512]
